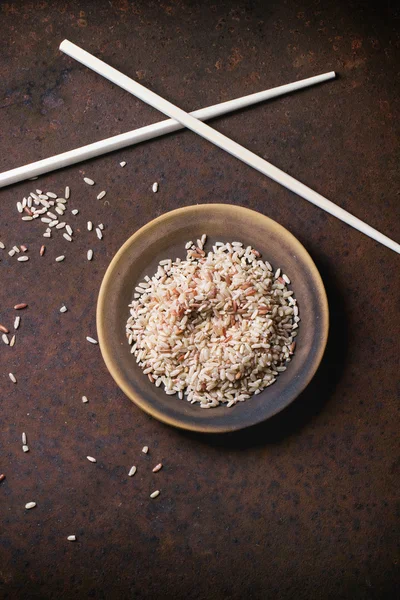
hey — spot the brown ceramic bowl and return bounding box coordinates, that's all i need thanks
[97,204,328,433]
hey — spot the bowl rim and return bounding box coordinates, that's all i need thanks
[97,204,329,433]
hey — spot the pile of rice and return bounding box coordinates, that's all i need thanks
[126,236,299,409]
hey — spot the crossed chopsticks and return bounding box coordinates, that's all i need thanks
[1,39,398,254]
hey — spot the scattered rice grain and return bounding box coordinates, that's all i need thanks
[83,177,95,185]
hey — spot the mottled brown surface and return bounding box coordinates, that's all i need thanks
[0,1,399,599]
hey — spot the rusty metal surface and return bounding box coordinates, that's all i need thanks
[0,1,399,598]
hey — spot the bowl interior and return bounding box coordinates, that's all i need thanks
[97,204,328,433]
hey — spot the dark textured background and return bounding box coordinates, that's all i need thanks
[0,1,399,599]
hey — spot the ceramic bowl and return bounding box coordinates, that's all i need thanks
[97,204,328,433]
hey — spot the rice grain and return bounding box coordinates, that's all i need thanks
[126,238,299,408]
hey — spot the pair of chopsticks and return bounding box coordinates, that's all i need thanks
[2,39,399,255]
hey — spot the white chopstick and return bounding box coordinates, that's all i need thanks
[60,40,400,255]
[0,72,335,189]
